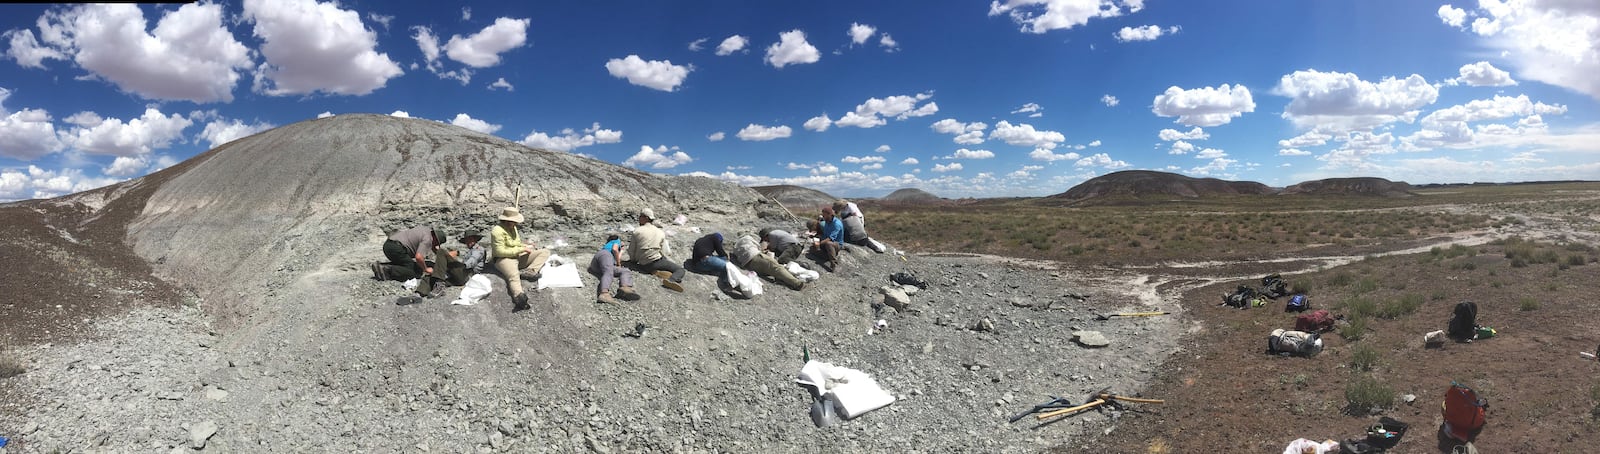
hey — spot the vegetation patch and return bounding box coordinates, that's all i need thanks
[1348,344,1381,372]
[1344,374,1395,415]
[0,353,24,379]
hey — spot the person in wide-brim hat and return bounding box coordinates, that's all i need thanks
[626,207,685,292]
[373,225,449,305]
[490,206,548,311]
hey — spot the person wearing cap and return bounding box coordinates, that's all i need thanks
[626,208,685,292]
[731,233,804,291]
[833,200,885,253]
[814,207,844,271]
[373,225,447,305]
[588,234,640,304]
[690,232,730,275]
[759,227,807,265]
[491,206,551,311]
[442,231,488,286]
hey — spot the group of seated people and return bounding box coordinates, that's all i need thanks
[371,199,884,310]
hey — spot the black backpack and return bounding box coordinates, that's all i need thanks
[1448,301,1478,340]
[1223,285,1258,308]
[1261,274,1288,298]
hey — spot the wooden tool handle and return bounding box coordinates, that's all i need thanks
[1108,396,1165,404]
[1035,399,1105,420]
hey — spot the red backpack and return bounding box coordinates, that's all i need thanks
[1442,382,1487,441]
[1294,309,1335,333]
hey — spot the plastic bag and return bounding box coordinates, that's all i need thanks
[401,278,420,291]
[451,274,493,306]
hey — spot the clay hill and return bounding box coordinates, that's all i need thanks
[1050,170,1276,203]
[751,184,836,215]
[880,188,942,204]
[1281,177,1415,197]
[0,114,1177,452]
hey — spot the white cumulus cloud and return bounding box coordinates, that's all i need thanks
[1029,148,1080,162]
[879,34,899,51]
[833,93,938,129]
[443,17,530,68]
[1278,130,1332,148]
[0,165,120,201]
[1151,84,1256,127]
[1075,152,1130,169]
[737,124,792,141]
[519,122,623,151]
[1279,148,1312,156]
[1012,102,1043,117]
[715,35,748,56]
[316,111,334,118]
[707,131,725,142]
[687,38,708,51]
[932,162,963,173]
[849,23,876,44]
[1158,127,1208,141]
[989,0,1143,34]
[803,114,833,132]
[765,30,820,68]
[624,145,693,169]
[21,3,253,103]
[1453,61,1517,87]
[605,55,691,92]
[900,157,919,165]
[244,0,404,96]
[842,155,886,164]
[1115,25,1179,42]
[389,111,409,118]
[198,117,273,148]
[989,121,1065,149]
[1273,70,1438,131]
[1101,94,1120,107]
[875,144,891,153]
[1167,140,1195,155]
[489,77,514,91]
[1195,148,1227,159]
[64,108,192,157]
[0,88,65,160]
[449,113,501,134]
[103,155,149,177]
[1438,5,1468,28]
[1450,0,1600,100]
[947,148,995,159]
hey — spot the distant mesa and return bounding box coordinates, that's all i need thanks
[1051,170,1274,202]
[880,188,942,203]
[751,185,837,213]
[1281,177,1415,197]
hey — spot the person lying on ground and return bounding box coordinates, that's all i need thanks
[731,233,804,290]
[814,207,844,272]
[588,234,640,304]
[626,208,685,292]
[759,227,807,265]
[442,230,487,286]
[690,232,731,276]
[491,207,550,312]
[834,200,884,253]
[374,225,447,304]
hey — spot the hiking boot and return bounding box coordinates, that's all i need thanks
[653,270,673,280]
[596,292,617,304]
[520,270,542,282]
[661,279,684,293]
[395,295,422,306]
[427,284,448,298]
[617,286,641,301]
[512,294,531,312]
[371,262,388,281]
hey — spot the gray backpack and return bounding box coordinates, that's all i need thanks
[1268,329,1322,357]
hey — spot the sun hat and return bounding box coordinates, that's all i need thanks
[460,230,486,242]
[431,228,448,245]
[498,207,524,223]
[639,208,656,221]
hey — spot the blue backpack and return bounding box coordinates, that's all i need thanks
[1285,294,1309,312]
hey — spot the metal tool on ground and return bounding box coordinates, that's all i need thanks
[1095,311,1170,321]
[1035,387,1164,421]
[1007,396,1078,423]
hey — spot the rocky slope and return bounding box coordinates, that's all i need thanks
[1051,170,1275,203]
[880,188,941,203]
[751,185,837,215]
[0,114,1182,452]
[1280,177,1415,197]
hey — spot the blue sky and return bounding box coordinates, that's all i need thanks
[2,0,1597,200]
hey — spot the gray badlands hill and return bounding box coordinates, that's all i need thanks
[880,188,942,203]
[751,184,836,214]
[0,114,1178,452]
[1281,177,1415,197]
[1051,170,1275,202]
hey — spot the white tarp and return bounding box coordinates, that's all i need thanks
[795,361,895,419]
[451,274,493,306]
[535,255,584,290]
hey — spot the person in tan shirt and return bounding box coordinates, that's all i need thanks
[625,208,684,292]
[490,207,550,311]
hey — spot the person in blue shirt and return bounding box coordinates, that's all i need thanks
[588,234,640,304]
[815,207,844,272]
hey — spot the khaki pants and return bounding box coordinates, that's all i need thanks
[493,249,550,297]
[743,254,803,290]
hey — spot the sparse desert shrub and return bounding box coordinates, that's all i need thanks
[1348,344,1380,372]
[1340,316,1369,341]
[1329,271,1354,288]
[1344,374,1395,415]
[1291,281,1312,295]
[1519,297,1540,311]
[1379,294,1424,319]
[1353,277,1379,295]
[1510,258,1528,268]
[0,354,24,379]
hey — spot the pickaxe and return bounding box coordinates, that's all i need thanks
[1034,388,1163,421]
[1095,311,1170,321]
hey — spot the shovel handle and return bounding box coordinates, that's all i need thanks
[1107,396,1165,404]
[1035,399,1105,420]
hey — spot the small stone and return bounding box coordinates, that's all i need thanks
[204,388,230,402]
[21,422,38,434]
[879,286,911,312]
[1072,331,1111,348]
[1008,298,1033,308]
[1402,394,1417,403]
[901,285,919,296]
[973,318,995,332]
[922,342,934,354]
[189,420,219,449]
